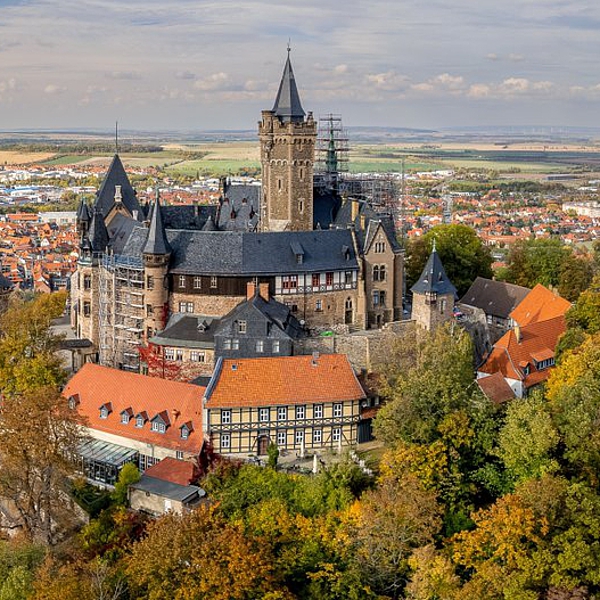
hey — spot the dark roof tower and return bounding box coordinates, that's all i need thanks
[411,240,457,297]
[94,154,142,220]
[88,205,110,253]
[143,191,171,256]
[272,47,306,124]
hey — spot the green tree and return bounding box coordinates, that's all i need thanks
[558,254,594,302]
[111,463,141,507]
[405,224,493,297]
[566,274,600,335]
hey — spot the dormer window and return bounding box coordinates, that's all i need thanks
[99,403,112,419]
[120,408,133,424]
[150,412,170,434]
[135,412,148,428]
[180,422,193,440]
[67,394,80,410]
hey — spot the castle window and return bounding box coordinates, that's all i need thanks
[179,275,186,288]
[282,275,298,291]
[223,339,231,350]
[277,178,283,191]
[146,304,153,316]
[190,351,205,362]
[175,349,183,361]
[299,199,304,214]
[256,340,264,353]
[272,340,280,353]
[146,275,154,290]
[379,265,386,281]
[375,241,386,253]
[325,272,334,287]
[373,266,380,281]
[83,301,91,317]
[315,299,323,312]
[345,271,353,285]
[373,291,380,306]
[193,276,202,289]
[211,276,218,288]
[164,348,175,361]
[232,339,239,350]
[238,321,247,334]
[440,298,447,314]
[312,273,320,288]
[83,275,91,290]
[299,167,305,181]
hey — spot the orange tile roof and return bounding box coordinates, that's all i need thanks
[143,457,198,486]
[205,354,365,407]
[63,363,205,454]
[510,284,571,327]
[479,315,566,388]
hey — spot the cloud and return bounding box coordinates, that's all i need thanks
[175,70,196,80]
[106,71,142,81]
[508,53,524,62]
[44,83,66,94]
[485,53,498,61]
[193,72,232,91]
[365,71,408,92]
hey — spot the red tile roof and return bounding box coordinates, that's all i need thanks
[477,371,516,404]
[143,457,198,486]
[510,284,571,327]
[479,315,566,388]
[63,364,204,454]
[205,354,365,407]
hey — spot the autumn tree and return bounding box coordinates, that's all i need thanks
[405,224,493,297]
[565,274,600,336]
[126,505,278,600]
[558,253,594,302]
[0,386,84,544]
[348,476,442,599]
[0,292,67,396]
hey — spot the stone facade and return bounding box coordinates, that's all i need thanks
[412,291,454,331]
[259,110,317,232]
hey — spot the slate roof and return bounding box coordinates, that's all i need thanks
[411,248,457,296]
[217,183,260,231]
[150,314,220,349]
[89,206,109,252]
[166,229,358,275]
[76,199,91,223]
[63,363,205,454]
[460,277,530,319]
[106,212,139,255]
[143,196,171,256]
[272,52,306,123]
[161,205,217,230]
[205,354,365,407]
[509,284,571,327]
[94,154,142,220]
[130,475,205,503]
[313,190,341,230]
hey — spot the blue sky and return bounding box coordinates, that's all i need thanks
[1,0,600,130]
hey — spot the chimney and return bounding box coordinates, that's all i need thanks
[132,210,138,221]
[514,325,521,343]
[171,408,180,422]
[351,198,359,222]
[114,185,122,204]
[311,351,319,366]
[246,281,256,300]
[259,282,270,301]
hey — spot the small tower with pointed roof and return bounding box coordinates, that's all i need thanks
[258,47,317,232]
[410,240,457,331]
[143,191,171,339]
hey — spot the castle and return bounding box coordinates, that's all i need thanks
[70,51,406,373]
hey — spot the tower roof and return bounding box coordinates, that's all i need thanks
[411,245,457,296]
[89,206,109,252]
[272,50,306,123]
[143,193,171,256]
[94,154,142,220]
[76,198,91,223]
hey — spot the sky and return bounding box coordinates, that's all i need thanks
[1,0,600,131]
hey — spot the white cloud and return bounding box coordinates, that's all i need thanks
[365,71,408,92]
[44,83,66,94]
[193,72,231,91]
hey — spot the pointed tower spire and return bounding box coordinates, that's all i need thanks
[143,190,171,256]
[272,47,306,123]
[88,205,109,253]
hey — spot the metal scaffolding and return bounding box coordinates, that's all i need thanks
[99,255,144,372]
[314,114,349,193]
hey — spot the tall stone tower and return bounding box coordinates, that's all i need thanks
[142,193,171,340]
[410,241,456,331]
[259,49,317,232]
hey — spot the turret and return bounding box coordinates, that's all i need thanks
[142,191,171,339]
[410,240,456,331]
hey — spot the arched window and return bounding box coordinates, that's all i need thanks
[373,266,380,281]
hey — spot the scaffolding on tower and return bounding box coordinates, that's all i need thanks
[314,114,349,194]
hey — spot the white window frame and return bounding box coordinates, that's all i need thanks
[179,275,186,288]
[238,320,247,334]
[256,340,264,353]
[295,429,304,446]
[333,403,343,418]
[277,406,287,421]
[313,428,322,444]
[221,409,232,424]
[272,340,280,353]
[332,427,341,442]
[193,276,202,289]
[259,407,270,423]
[295,405,305,420]
[314,404,323,419]
[277,430,286,446]
[221,433,231,449]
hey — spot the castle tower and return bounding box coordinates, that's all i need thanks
[142,192,171,339]
[259,49,317,232]
[410,241,456,331]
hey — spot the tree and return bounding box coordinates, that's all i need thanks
[566,274,600,336]
[374,324,477,446]
[0,387,84,544]
[0,292,67,396]
[504,238,570,289]
[111,463,140,507]
[558,254,594,302]
[138,343,182,380]
[349,476,442,599]
[496,392,560,485]
[405,224,493,297]
[126,505,277,600]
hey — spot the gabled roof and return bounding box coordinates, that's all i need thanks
[205,354,365,407]
[509,284,571,327]
[63,363,204,453]
[411,247,457,296]
[150,314,220,349]
[142,456,198,486]
[272,51,306,124]
[143,195,171,256]
[477,371,516,404]
[478,315,566,388]
[460,277,530,319]
[94,154,142,220]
